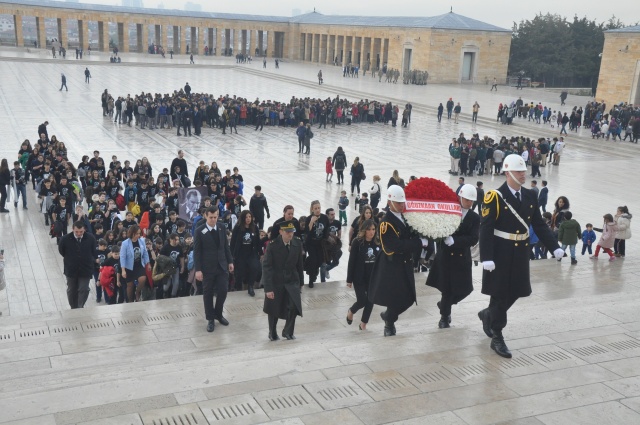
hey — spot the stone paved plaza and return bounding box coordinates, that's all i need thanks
[1,50,640,424]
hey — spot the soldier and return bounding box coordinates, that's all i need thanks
[478,155,563,358]
[426,184,480,328]
[263,221,304,341]
[369,185,428,336]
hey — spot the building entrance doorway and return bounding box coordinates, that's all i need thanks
[462,52,475,81]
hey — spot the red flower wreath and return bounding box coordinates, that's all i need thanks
[404,177,458,203]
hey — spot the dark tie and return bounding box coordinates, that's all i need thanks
[515,192,521,202]
[77,238,81,243]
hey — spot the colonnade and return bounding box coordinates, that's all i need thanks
[299,33,389,69]
[10,13,285,57]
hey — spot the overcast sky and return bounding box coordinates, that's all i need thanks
[75,0,639,30]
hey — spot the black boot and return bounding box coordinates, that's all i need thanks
[248,285,255,297]
[381,311,396,336]
[490,330,512,358]
[438,315,451,329]
[478,309,493,338]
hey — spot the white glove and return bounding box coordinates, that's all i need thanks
[482,261,496,272]
[553,248,565,259]
[444,236,454,246]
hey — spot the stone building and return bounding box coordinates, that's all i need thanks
[597,25,640,106]
[0,0,511,83]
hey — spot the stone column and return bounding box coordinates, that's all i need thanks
[215,28,222,55]
[333,35,339,65]
[208,28,214,54]
[57,18,68,49]
[188,27,195,54]
[268,30,275,57]
[248,29,256,56]
[225,28,231,54]
[119,22,129,52]
[258,31,264,55]
[141,23,149,52]
[78,19,89,50]
[199,27,207,55]
[98,21,109,51]
[154,24,161,45]
[173,26,179,52]
[382,38,389,66]
[36,16,46,49]
[13,15,23,47]
[181,26,188,54]
[161,24,169,49]
[341,35,347,65]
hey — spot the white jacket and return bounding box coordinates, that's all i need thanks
[615,213,632,239]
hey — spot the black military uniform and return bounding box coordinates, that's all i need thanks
[478,182,559,357]
[368,210,422,336]
[262,222,304,340]
[426,208,480,327]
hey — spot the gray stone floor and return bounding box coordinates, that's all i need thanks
[1,49,640,424]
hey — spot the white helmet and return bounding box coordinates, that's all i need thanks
[387,185,406,202]
[458,184,477,202]
[502,154,527,172]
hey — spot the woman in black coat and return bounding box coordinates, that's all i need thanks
[304,201,330,288]
[0,159,10,212]
[346,219,380,330]
[349,157,365,196]
[230,210,262,296]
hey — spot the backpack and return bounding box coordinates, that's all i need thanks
[115,194,125,211]
[335,155,345,169]
[99,265,116,297]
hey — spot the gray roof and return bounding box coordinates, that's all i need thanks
[1,0,510,32]
[606,25,640,33]
[290,11,510,32]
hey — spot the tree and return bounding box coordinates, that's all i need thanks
[508,14,633,88]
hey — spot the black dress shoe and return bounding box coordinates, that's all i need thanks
[438,316,451,328]
[308,282,314,288]
[478,309,493,338]
[217,316,229,326]
[268,332,280,341]
[380,310,388,322]
[346,309,353,325]
[206,320,215,332]
[490,333,512,358]
[282,333,296,340]
[383,323,396,337]
[248,286,255,297]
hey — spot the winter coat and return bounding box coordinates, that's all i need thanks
[558,219,581,246]
[615,213,632,239]
[426,209,480,303]
[262,236,304,319]
[595,222,617,249]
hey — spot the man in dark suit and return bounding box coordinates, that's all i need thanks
[262,221,304,341]
[58,221,97,309]
[194,207,234,332]
[473,181,485,215]
[426,184,480,328]
[478,155,563,358]
[368,185,427,336]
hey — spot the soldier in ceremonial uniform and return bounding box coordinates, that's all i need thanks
[262,221,304,341]
[478,155,563,358]
[369,185,428,336]
[426,184,480,328]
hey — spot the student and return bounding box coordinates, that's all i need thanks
[338,190,349,226]
[581,223,596,256]
[538,180,548,213]
[159,233,185,298]
[94,239,109,303]
[101,245,124,304]
[557,211,581,265]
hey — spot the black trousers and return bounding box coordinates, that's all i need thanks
[202,269,228,320]
[234,257,258,291]
[66,276,91,308]
[336,170,344,184]
[614,239,626,256]
[183,121,191,136]
[298,137,304,152]
[350,282,373,323]
[488,294,519,332]
[384,305,410,323]
[268,295,297,337]
[438,290,469,317]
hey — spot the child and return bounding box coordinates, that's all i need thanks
[100,245,123,304]
[94,239,109,303]
[581,223,596,255]
[557,211,581,265]
[538,180,548,213]
[326,157,333,182]
[338,190,349,226]
[590,214,618,261]
[355,193,369,213]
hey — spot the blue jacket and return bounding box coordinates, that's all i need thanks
[120,237,150,270]
[124,186,137,203]
[582,229,596,244]
[538,187,548,206]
